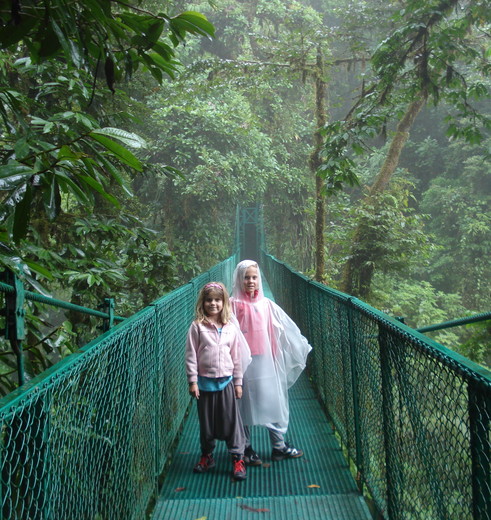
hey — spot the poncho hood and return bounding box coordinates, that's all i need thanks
[231,259,264,302]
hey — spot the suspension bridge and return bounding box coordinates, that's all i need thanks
[0,206,490,519]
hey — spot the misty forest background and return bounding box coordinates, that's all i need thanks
[0,0,490,395]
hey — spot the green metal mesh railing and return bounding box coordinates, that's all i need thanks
[261,251,491,520]
[0,253,238,520]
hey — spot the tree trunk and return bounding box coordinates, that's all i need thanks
[311,46,327,282]
[340,93,427,297]
[370,93,427,194]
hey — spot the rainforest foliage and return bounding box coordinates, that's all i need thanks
[0,0,489,393]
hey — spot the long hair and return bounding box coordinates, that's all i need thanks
[195,282,231,324]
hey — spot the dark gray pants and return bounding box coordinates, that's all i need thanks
[197,382,246,456]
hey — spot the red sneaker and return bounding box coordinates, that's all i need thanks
[233,458,247,480]
[193,454,216,473]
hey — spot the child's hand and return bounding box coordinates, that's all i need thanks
[234,385,242,399]
[189,382,200,399]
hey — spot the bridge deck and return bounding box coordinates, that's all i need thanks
[152,277,372,519]
[152,372,372,520]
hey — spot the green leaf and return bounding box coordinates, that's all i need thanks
[162,165,184,179]
[118,13,156,35]
[74,112,98,130]
[30,116,51,126]
[129,20,165,49]
[90,128,147,148]
[0,13,39,48]
[55,171,91,205]
[57,145,84,161]
[146,20,165,42]
[152,41,175,61]
[144,52,178,79]
[139,52,165,82]
[50,19,83,68]
[14,138,30,161]
[43,174,61,220]
[0,162,35,180]
[37,23,62,59]
[83,0,112,21]
[24,260,54,280]
[98,155,134,197]
[105,18,128,40]
[171,12,215,38]
[78,175,121,208]
[88,133,143,171]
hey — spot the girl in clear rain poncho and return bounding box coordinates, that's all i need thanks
[230,260,312,465]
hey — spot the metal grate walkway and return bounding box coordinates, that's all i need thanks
[152,373,373,519]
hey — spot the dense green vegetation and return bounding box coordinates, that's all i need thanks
[0,0,489,393]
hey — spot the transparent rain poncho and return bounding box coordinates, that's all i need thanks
[230,260,312,429]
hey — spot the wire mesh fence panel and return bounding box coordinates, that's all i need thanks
[153,285,194,474]
[0,256,238,520]
[0,307,157,520]
[351,309,387,511]
[262,251,491,520]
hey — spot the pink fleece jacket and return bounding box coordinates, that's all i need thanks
[185,321,243,385]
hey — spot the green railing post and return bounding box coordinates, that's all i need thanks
[153,305,161,501]
[347,300,363,492]
[101,297,115,332]
[2,270,26,387]
[378,326,400,520]
[468,381,491,520]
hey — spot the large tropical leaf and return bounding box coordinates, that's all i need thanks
[88,133,143,171]
[78,175,121,208]
[0,162,35,180]
[90,128,147,148]
[171,12,215,39]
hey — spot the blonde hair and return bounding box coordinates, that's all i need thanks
[195,282,231,324]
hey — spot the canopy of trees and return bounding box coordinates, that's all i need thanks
[0,0,489,393]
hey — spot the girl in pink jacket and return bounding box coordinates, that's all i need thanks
[185,282,251,481]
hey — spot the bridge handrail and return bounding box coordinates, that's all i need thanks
[416,311,491,333]
[0,279,125,321]
[1,271,126,386]
[261,250,491,520]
